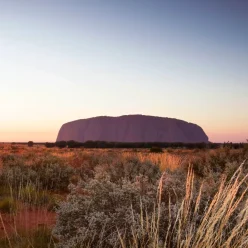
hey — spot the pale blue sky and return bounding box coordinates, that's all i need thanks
[0,0,247,142]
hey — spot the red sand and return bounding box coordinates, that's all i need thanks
[0,206,56,238]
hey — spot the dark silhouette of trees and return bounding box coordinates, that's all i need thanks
[55,141,67,149]
[43,140,224,150]
[27,141,34,147]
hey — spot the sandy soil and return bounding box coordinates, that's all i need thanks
[0,206,56,238]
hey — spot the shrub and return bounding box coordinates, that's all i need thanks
[190,149,247,178]
[28,141,34,147]
[45,142,55,148]
[0,159,37,189]
[1,154,19,164]
[53,159,161,247]
[0,154,74,192]
[11,145,18,152]
[150,147,163,153]
[55,141,67,149]
[31,155,74,192]
[67,140,82,148]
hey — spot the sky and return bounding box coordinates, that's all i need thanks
[0,0,247,143]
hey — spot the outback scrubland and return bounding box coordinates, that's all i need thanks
[0,143,248,248]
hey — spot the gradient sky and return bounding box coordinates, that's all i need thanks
[0,0,247,142]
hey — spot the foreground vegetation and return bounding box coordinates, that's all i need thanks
[0,144,247,247]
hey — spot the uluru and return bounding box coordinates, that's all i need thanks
[56,115,208,143]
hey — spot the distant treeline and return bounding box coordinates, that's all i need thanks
[5,140,246,150]
[40,140,246,149]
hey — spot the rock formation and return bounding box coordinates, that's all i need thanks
[56,115,208,143]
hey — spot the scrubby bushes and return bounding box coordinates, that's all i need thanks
[31,155,74,191]
[0,155,37,189]
[53,158,162,248]
[53,150,248,248]
[190,148,248,178]
[0,154,74,192]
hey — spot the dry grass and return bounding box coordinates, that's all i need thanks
[0,144,187,172]
[134,151,185,171]
[119,161,248,248]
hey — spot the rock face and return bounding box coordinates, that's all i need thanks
[56,115,208,143]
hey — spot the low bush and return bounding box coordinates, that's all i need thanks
[27,141,34,147]
[190,149,247,178]
[0,161,37,189]
[150,147,163,153]
[53,159,161,247]
[55,141,67,149]
[0,154,74,193]
[31,155,74,192]
[45,142,55,148]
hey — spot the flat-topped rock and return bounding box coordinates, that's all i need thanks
[56,115,208,143]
